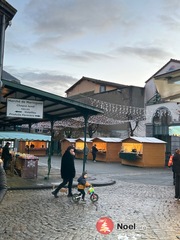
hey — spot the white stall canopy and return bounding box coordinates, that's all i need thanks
[0,131,51,141]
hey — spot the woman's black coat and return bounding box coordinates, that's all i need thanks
[60,149,75,179]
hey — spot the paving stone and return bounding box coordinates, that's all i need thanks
[0,181,179,240]
[1,158,180,240]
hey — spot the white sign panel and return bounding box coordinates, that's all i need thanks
[7,98,43,119]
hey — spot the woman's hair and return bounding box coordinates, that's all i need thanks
[66,146,74,152]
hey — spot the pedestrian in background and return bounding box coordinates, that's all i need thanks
[1,142,12,172]
[0,159,7,203]
[92,144,98,162]
[52,146,76,198]
[168,149,178,185]
[173,149,180,201]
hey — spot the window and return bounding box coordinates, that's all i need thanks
[99,85,106,93]
[153,107,172,136]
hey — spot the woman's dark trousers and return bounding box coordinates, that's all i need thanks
[54,178,73,195]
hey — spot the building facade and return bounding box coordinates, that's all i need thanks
[66,76,145,138]
[145,59,180,162]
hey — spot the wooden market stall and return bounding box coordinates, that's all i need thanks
[91,137,122,162]
[75,138,93,159]
[0,131,51,157]
[0,131,51,178]
[119,137,166,167]
[22,141,49,156]
[61,138,76,156]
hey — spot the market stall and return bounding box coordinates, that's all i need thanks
[0,131,51,178]
[23,141,48,156]
[61,138,76,155]
[0,131,51,157]
[91,137,122,162]
[75,138,93,159]
[119,137,166,167]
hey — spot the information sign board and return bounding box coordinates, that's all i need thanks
[7,98,43,119]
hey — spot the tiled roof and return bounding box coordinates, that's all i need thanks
[145,58,180,83]
[65,76,128,93]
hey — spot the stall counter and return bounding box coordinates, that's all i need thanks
[15,154,39,179]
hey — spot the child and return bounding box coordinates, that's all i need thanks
[77,171,91,202]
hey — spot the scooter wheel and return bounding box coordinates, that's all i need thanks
[90,193,99,202]
[72,193,81,203]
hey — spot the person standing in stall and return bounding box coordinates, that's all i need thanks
[168,149,178,185]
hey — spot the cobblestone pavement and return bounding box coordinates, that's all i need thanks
[1,177,180,240]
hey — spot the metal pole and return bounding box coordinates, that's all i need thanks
[83,114,89,172]
[0,14,6,85]
[28,123,31,154]
[47,121,53,178]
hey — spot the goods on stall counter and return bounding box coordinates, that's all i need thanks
[18,153,39,160]
[11,151,39,160]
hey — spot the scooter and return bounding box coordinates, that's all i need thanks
[72,185,99,203]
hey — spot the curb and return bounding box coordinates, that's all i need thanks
[7,180,116,191]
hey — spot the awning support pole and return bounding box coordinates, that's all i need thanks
[27,123,32,154]
[47,120,53,178]
[83,114,89,172]
[0,14,5,85]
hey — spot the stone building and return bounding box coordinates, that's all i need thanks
[145,58,180,162]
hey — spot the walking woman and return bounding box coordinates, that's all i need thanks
[52,146,76,198]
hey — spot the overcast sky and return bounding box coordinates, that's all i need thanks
[3,0,180,96]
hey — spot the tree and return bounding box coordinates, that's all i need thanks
[87,123,99,138]
[127,112,145,136]
[64,127,73,138]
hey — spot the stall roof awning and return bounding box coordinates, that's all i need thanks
[169,126,180,136]
[76,138,93,142]
[61,138,76,143]
[92,137,123,142]
[0,131,51,141]
[0,79,103,128]
[123,137,166,143]
[154,69,180,102]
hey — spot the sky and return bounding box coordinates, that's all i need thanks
[3,0,180,97]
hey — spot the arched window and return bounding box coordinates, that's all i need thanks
[153,107,172,135]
